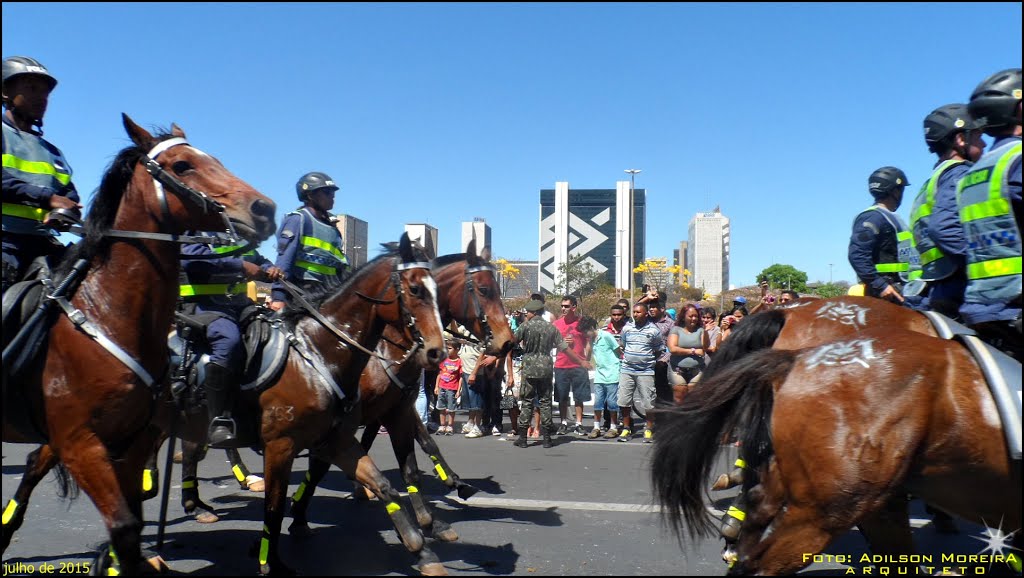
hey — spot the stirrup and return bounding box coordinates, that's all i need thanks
[208,417,238,448]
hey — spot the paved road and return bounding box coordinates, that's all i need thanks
[1,427,1006,576]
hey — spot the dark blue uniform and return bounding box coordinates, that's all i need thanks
[921,162,973,314]
[271,208,347,303]
[848,206,908,298]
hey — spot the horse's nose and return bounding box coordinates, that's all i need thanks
[425,347,445,366]
[251,198,275,222]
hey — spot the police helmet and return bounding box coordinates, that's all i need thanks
[2,56,58,92]
[295,171,339,202]
[967,68,1022,130]
[868,167,910,199]
[923,104,979,151]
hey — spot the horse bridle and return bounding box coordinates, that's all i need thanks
[362,259,434,366]
[461,263,498,351]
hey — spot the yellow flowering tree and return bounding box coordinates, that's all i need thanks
[494,258,520,298]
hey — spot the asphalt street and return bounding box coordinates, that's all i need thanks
[1,426,1008,576]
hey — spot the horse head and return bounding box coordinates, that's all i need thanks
[377,232,447,368]
[121,114,276,243]
[434,238,514,356]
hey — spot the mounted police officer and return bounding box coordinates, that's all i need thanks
[848,166,916,304]
[268,171,347,311]
[180,241,283,448]
[2,56,81,293]
[957,68,1022,359]
[908,104,986,318]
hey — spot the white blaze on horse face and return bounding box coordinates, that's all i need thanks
[805,338,882,370]
[815,301,869,329]
[423,274,444,337]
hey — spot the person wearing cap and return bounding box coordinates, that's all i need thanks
[957,68,1022,359]
[908,104,986,318]
[269,171,348,310]
[848,166,917,303]
[512,299,591,449]
[2,56,81,293]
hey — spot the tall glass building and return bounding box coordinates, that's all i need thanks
[687,208,730,295]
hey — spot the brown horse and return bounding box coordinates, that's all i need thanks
[1,115,276,573]
[222,233,449,575]
[652,327,1022,575]
[287,243,514,541]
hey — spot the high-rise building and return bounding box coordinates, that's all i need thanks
[404,223,438,259]
[462,218,492,253]
[673,241,689,286]
[499,259,539,298]
[539,181,645,294]
[688,207,730,295]
[334,214,368,268]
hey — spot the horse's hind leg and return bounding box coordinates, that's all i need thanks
[857,495,917,574]
[180,439,219,523]
[225,447,264,491]
[325,436,447,576]
[2,444,58,553]
[258,436,298,576]
[386,410,458,542]
[414,416,478,500]
[288,457,331,537]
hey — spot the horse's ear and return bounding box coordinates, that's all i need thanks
[122,113,154,150]
[399,232,413,263]
[480,246,492,261]
[170,123,187,138]
[465,237,477,258]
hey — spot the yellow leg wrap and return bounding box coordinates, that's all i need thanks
[734,458,746,469]
[181,479,197,489]
[726,506,746,521]
[259,537,270,566]
[292,481,307,503]
[386,502,402,515]
[232,464,245,483]
[433,463,448,481]
[107,548,121,576]
[407,485,419,494]
[142,469,154,493]
[2,499,19,525]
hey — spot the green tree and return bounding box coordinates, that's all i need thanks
[757,264,808,293]
[555,253,609,301]
[811,281,850,299]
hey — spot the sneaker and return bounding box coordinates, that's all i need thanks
[588,428,601,439]
[557,422,569,435]
[604,427,619,439]
[445,427,454,436]
[643,429,653,443]
[466,426,483,439]
[617,428,631,442]
[435,427,445,436]
[573,424,585,436]
[461,423,471,434]
[491,426,501,436]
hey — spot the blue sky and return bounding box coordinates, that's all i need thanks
[3,3,1021,288]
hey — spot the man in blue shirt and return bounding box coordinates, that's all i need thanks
[957,68,1022,359]
[848,167,914,303]
[269,171,347,310]
[909,104,985,318]
[2,56,81,293]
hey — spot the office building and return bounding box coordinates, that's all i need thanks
[687,207,730,295]
[462,218,492,253]
[334,214,368,268]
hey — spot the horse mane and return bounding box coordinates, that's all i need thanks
[57,130,178,276]
[280,241,432,326]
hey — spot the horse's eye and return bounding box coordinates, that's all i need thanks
[172,160,193,175]
[478,286,491,297]
[409,283,422,298]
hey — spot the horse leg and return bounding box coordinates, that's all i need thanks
[140,432,165,502]
[856,495,917,574]
[225,447,264,492]
[386,410,458,542]
[180,439,219,523]
[287,457,331,537]
[258,436,297,576]
[2,444,58,553]
[324,437,447,576]
[414,417,478,500]
[352,420,382,500]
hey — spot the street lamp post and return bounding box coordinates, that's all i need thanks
[625,169,641,303]
[829,263,834,285]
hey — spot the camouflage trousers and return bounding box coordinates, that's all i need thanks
[517,376,553,432]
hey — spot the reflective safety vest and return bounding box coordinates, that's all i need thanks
[957,138,1022,306]
[179,245,248,304]
[2,122,73,236]
[289,208,347,285]
[861,205,918,282]
[909,159,966,281]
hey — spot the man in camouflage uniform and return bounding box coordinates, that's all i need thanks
[512,299,591,449]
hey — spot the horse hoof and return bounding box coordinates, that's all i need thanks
[353,486,375,501]
[194,510,220,524]
[711,473,732,491]
[418,562,448,576]
[245,475,266,492]
[172,450,183,464]
[144,555,169,573]
[456,484,479,501]
[722,546,738,566]
[259,562,297,576]
[433,527,459,542]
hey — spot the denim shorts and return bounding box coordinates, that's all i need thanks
[436,388,458,411]
[554,367,592,404]
[593,382,619,412]
[462,373,483,410]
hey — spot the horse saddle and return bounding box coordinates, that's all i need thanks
[2,258,62,381]
[922,311,1023,460]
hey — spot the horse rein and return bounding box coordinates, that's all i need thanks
[462,263,497,351]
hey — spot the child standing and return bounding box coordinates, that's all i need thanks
[434,343,462,435]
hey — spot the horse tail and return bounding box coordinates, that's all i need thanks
[53,463,80,501]
[650,347,797,543]
[700,309,787,384]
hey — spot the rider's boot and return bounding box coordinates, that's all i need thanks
[205,362,240,449]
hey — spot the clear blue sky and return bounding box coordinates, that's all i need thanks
[4,3,1021,288]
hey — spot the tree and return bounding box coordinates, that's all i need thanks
[494,258,521,298]
[555,253,608,301]
[811,281,850,299]
[757,264,808,293]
